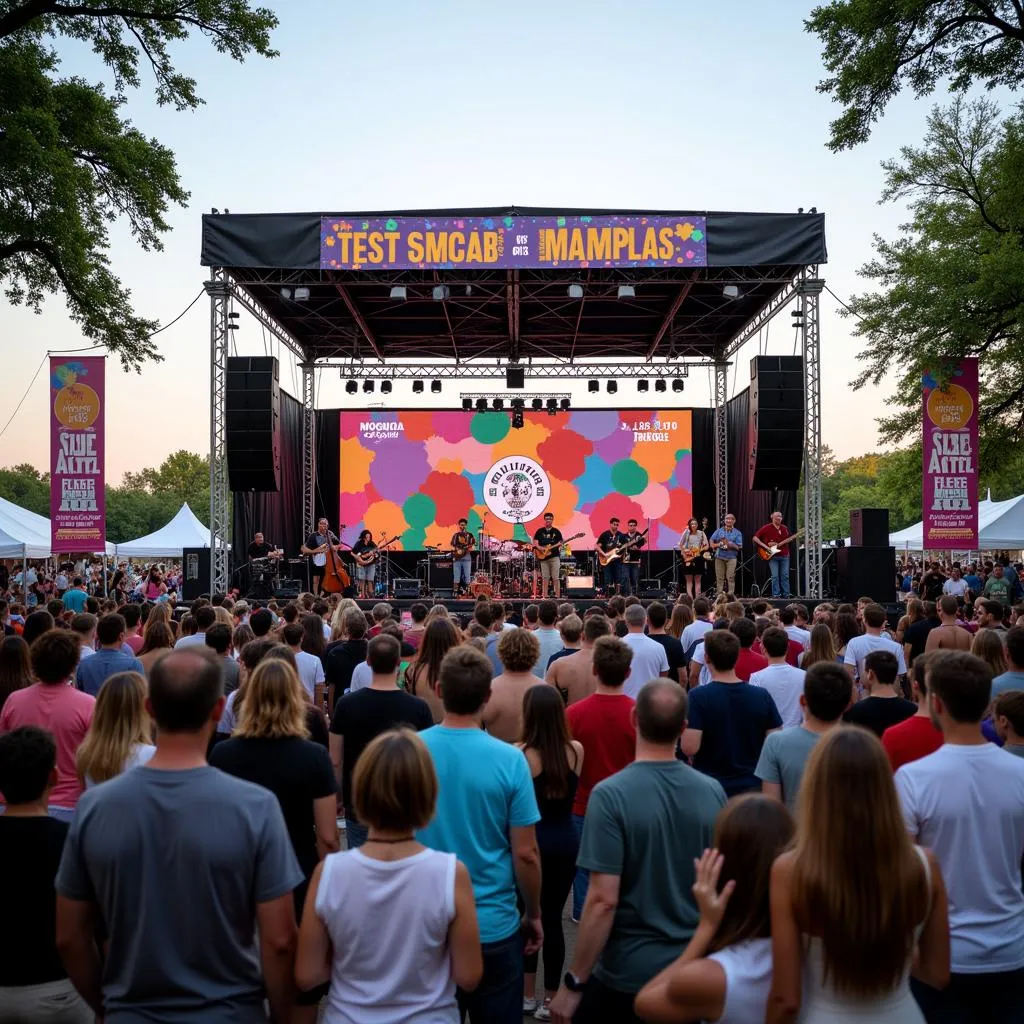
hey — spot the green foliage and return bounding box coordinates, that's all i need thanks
[841,98,1024,447]
[807,0,1024,150]
[0,463,49,516]
[0,1,278,369]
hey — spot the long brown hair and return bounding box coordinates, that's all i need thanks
[0,636,32,710]
[904,598,924,625]
[76,672,151,784]
[408,618,459,696]
[791,727,929,997]
[300,613,325,659]
[667,603,694,640]
[707,794,794,954]
[971,628,1007,677]
[833,613,861,652]
[801,623,836,671]
[521,684,575,799]
[139,619,174,655]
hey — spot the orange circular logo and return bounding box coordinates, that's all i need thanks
[926,383,973,430]
[54,384,100,429]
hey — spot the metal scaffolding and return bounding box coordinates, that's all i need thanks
[205,269,233,593]
[301,364,316,542]
[329,361,694,380]
[800,270,825,597]
[713,359,729,528]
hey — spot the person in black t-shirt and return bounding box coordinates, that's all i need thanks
[903,602,940,667]
[246,532,272,560]
[645,601,686,684]
[919,563,947,603]
[323,608,369,709]
[621,518,646,597]
[842,649,918,737]
[533,512,565,599]
[0,727,93,1021]
[596,517,626,595]
[350,530,378,600]
[329,635,433,849]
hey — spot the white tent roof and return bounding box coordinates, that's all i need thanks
[0,496,57,558]
[114,503,228,558]
[0,523,28,559]
[888,493,1024,550]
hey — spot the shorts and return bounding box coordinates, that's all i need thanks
[354,564,375,583]
[539,557,560,581]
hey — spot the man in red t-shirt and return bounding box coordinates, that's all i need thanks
[566,634,636,921]
[882,652,942,772]
[753,511,793,598]
[730,617,769,681]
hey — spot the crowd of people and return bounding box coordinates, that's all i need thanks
[0,583,1023,1023]
[897,556,1024,608]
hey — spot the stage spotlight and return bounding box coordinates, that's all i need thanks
[588,380,599,393]
[389,285,407,301]
[492,398,504,411]
[655,378,667,393]
[722,284,740,299]
[345,380,357,395]
[560,398,570,411]
[465,284,473,296]
[279,287,292,300]
[412,380,424,393]
[511,408,524,429]
[532,398,543,411]
[607,380,617,394]
[637,379,649,393]
[432,284,450,302]
[617,285,636,300]
[546,398,557,415]
[462,398,473,411]
[475,398,488,412]
[567,283,584,299]
[672,379,684,392]
[362,380,374,393]
[380,380,392,394]
[293,286,310,301]
[431,380,442,394]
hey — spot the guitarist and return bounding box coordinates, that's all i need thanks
[753,510,793,598]
[622,518,647,597]
[532,512,564,599]
[709,513,743,597]
[350,529,378,600]
[450,518,475,597]
[679,517,710,599]
[596,516,627,596]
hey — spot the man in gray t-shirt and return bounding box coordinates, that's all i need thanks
[55,649,303,1023]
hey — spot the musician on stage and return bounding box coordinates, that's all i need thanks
[246,532,282,561]
[532,512,564,599]
[622,519,646,597]
[753,510,793,599]
[596,516,626,595]
[350,529,378,600]
[709,513,743,596]
[678,517,710,598]
[300,517,342,595]
[451,518,475,597]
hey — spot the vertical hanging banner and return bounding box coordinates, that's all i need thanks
[50,357,106,553]
[922,358,978,549]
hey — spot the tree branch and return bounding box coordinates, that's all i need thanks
[49,5,239,47]
[0,0,59,39]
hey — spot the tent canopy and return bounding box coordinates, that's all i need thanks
[889,493,1024,551]
[114,503,228,558]
[0,496,58,558]
[0,523,27,559]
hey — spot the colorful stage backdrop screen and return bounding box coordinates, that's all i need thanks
[338,410,693,551]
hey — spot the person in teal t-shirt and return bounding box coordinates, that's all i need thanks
[61,579,88,613]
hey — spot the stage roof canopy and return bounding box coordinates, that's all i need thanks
[201,207,826,366]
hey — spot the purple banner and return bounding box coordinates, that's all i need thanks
[320,214,707,270]
[923,358,978,549]
[50,356,106,553]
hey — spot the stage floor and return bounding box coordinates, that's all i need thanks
[352,597,829,615]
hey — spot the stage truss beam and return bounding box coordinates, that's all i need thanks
[301,363,316,541]
[713,359,729,529]
[333,281,384,362]
[327,361,697,379]
[205,269,232,594]
[800,270,825,598]
[722,274,802,359]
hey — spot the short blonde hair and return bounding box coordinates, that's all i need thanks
[234,658,308,739]
[497,627,541,672]
[353,728,437,831]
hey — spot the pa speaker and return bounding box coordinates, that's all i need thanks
[226,356,281,492]
[181,548,211,602]
[506,366,525,389]
[748,355,804,490]
[392,579,421,599]
[850,508,890,548]
[836,546,895,605]
[566,576,596,598]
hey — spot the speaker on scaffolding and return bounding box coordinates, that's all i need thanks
[748,355,804,491]
[850,508,890,548]
[225,356,281,492]
[181,548,211,602]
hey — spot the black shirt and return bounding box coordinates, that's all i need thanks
[921,571,946,602]
[324,638,368,694]
[622,530,646,564]
[649,633,686,683]
[210,736,336,878]
[533,527,564,560]
[352,539,377,560]
[247,541,272,559]
[904,616,940,664]
[0,816,70,985]
[329,689,433,811]
[596,529,625,553]
[451,531,474,556]
[843,695,919,738]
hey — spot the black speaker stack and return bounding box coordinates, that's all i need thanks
[837,508,894,604]
[748,356,804,491]
[226,356,281,492]
[181,547,211,602]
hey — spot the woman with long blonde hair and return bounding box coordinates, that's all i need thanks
[800,623,837,671]
[77,672,155,788]
[971,628,1007,678]
[767,727,949,1022]
[328,597,360,642]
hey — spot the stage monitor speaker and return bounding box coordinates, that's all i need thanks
[432,588,454,600]
[392,579,421,599]
[566,576,596,598]
[748,355,804,491]
[638,585,667,600]
[506,366,525,389]
[181,547,211,602]
[226,356,281,492]
[273,581,301,601]
[836,546,895,605]
[850,508,890,548]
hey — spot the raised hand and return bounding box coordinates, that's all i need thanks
[692,847,735,930]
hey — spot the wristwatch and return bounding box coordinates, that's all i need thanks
[563,971,587,993]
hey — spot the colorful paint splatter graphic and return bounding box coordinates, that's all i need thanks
[339,411,693,550]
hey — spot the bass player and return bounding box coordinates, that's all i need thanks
[753,510,793,598]
[678,517,710,598]
[532,512,564,599]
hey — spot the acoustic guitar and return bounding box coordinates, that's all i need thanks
[354,535,401,566]
[532,532,585,560]
[596,529,649,567]
[452,535,476,559]
[755,528,804,561]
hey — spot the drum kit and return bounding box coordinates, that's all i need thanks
[469,535,582,599]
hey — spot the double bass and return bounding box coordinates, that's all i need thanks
[321,526,350,594]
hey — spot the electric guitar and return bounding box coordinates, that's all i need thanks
[354,535,401,566]
[755,528,804,561]
[452,535,476,559]
[532,532,585,560]
[681,543,713,565]
[596,529,649,567]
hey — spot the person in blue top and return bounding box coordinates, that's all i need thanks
[61,578,88,614]
[75,613,144,697]
[416,645,542,1024]
[709,513,743,596]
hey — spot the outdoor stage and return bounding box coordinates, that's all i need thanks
[351,597,833,616]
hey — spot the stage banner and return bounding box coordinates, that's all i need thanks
[339,410,693,550]
[50,356,106,553]
[321,214,707,271]
[922,358,978,549]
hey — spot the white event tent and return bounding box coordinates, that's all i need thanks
[888,492,1024,551]
[114,503,228,558]
[0,496,54,558]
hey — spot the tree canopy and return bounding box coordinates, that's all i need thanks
[0,1,278,369]
[807,0,1024,150]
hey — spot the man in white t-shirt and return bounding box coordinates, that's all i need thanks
[943,567,969,599]
[780,606,811,650]
[282,622,325,700]
[620,604,669,699]
[749,626,806,728]
[897,651,1024,1020]
[680,598,714,657]
[844,603,907,683]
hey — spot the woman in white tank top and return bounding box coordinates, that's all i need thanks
[766,726,949,1023]
[295,729,482,1023]
[635,794,795,1023]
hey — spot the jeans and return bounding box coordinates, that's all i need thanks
[623,562,640,596]
[602,560,622,593]
[768,555,791,597]
[454,556,473,588]
[0,979,93,1023]
[575,975,644,1023]
[48,806,74,824]
[457,931,523,1024]
[912,968,1024,1023]
[571,813,588,919]
[345,817,369,849]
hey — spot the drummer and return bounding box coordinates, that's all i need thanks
[532,512,564,599]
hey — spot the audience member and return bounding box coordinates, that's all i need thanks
[21,610,54,647]
[798,622,836,671]
[680,597,714,659]
[844,604,907,686]
[249,607,274,639]
[924,596,972,654]
[532,601,563,678]
[0,635,32,713]
[483,628,543,742]
[843,650,918,737]
[749,626,806,728]
[77,671,155,788]
[282,622,325,701]
[174,605,216,649]
[991,625,1024,697]
[546,613,583,671]
[646,602,685,684]
[120,604,144,654]
[74,613,144,696]
[204,622,239,693]
[780,605,811,650]
[547,614,611,706]
[71,613,97,663]
[993,690,1024,757]
[971,626,1008,679]
[405,617,460,724]
[620,603,669,698]
[729,617,769,681]
[403,602,429,649]
[882,654,943,772]
[323,609,368,708]
[903,600,940,665]
[137,619,174,676]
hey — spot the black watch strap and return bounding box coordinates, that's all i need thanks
[563,971,587,993]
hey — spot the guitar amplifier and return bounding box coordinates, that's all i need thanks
[566,576,596,598]
[392,578,420,599]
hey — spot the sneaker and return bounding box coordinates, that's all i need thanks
[570,913,580,924]
[534,1003,552,1021]
[336,818,346,831]
[522,998,539,1014]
